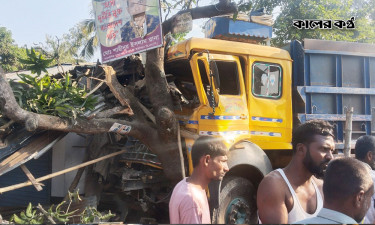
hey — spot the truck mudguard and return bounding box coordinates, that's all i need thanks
[208,141,272,212]
[227,141,273,176]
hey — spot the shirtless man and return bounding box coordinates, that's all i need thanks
[257,120,335,223]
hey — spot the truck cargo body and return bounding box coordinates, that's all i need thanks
[290,39,375,150]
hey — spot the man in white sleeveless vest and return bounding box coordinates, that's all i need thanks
[257,120,335,223]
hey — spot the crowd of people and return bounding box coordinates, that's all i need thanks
[168,120,375,224]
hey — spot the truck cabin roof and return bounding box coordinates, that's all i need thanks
[166,38,292,62]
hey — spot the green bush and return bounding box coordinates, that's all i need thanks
[11,73,97,119]
[11,48,97,119]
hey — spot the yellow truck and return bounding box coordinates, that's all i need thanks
[119,17,375,223]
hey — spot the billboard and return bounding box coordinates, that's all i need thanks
[92,0,163,63]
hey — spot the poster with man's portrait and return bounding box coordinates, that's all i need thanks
[92,0,162,62]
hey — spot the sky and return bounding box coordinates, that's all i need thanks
[0,0,93,47]
[0,0,206,62]
[0,1,282,63]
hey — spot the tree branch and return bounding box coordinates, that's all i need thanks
[0,73,150,142]
[37,204,56,224]
[162,0,238,34]
[99,65,148,122]
[102,66,133,116]
[89,106,130,119]
[0,72,181,180]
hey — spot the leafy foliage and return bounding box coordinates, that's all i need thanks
[10,203,44,224]
[10,191,115,224]
[34,31,93,65]
[0,27,27,72]
[11,51,97,119]
[44,35,83,65]
[161,0,199,20]
[11,73,97,120]
[18,48,54,75]
[47,201,78,223]
[74,19,98,60]
[80,207,115,223]
[170,32,188,45]
[236,0,282,14]
[272,0,375,46]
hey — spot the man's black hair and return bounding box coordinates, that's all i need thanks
[292,120,334,154]
[191,136,228,168]
[323,157,373,204]
[355,135,375,161]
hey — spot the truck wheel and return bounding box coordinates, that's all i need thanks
[214,176,257,224]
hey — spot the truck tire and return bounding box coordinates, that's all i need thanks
[213,176,258,224]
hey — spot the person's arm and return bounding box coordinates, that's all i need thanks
[257,174,289,224]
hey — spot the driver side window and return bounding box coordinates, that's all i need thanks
[198,59,240,96]
[252,62,282,99]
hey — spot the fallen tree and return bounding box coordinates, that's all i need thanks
[0,0,238,181]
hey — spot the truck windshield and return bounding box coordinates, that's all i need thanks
[165,59,200,107]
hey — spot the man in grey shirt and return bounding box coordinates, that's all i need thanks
[355,135,375,223]
[296,157,374,224]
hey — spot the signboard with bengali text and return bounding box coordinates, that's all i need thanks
[92,0,163,63]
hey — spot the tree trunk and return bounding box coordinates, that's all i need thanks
[162,0,238,34]
[143,0,238,180]
[144,47,182,180]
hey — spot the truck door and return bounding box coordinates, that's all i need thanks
[248,59,293,150]
[190,53,250,145]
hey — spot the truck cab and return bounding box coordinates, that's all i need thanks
[165,36,293,223]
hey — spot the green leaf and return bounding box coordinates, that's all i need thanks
[54,98,70,106]
[232,12,238,21]
[65,73,70,88]
[26,202,33,218]
[55,108,70,117]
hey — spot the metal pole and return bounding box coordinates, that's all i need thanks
[344,107,353,157]
[177,122,186,178]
